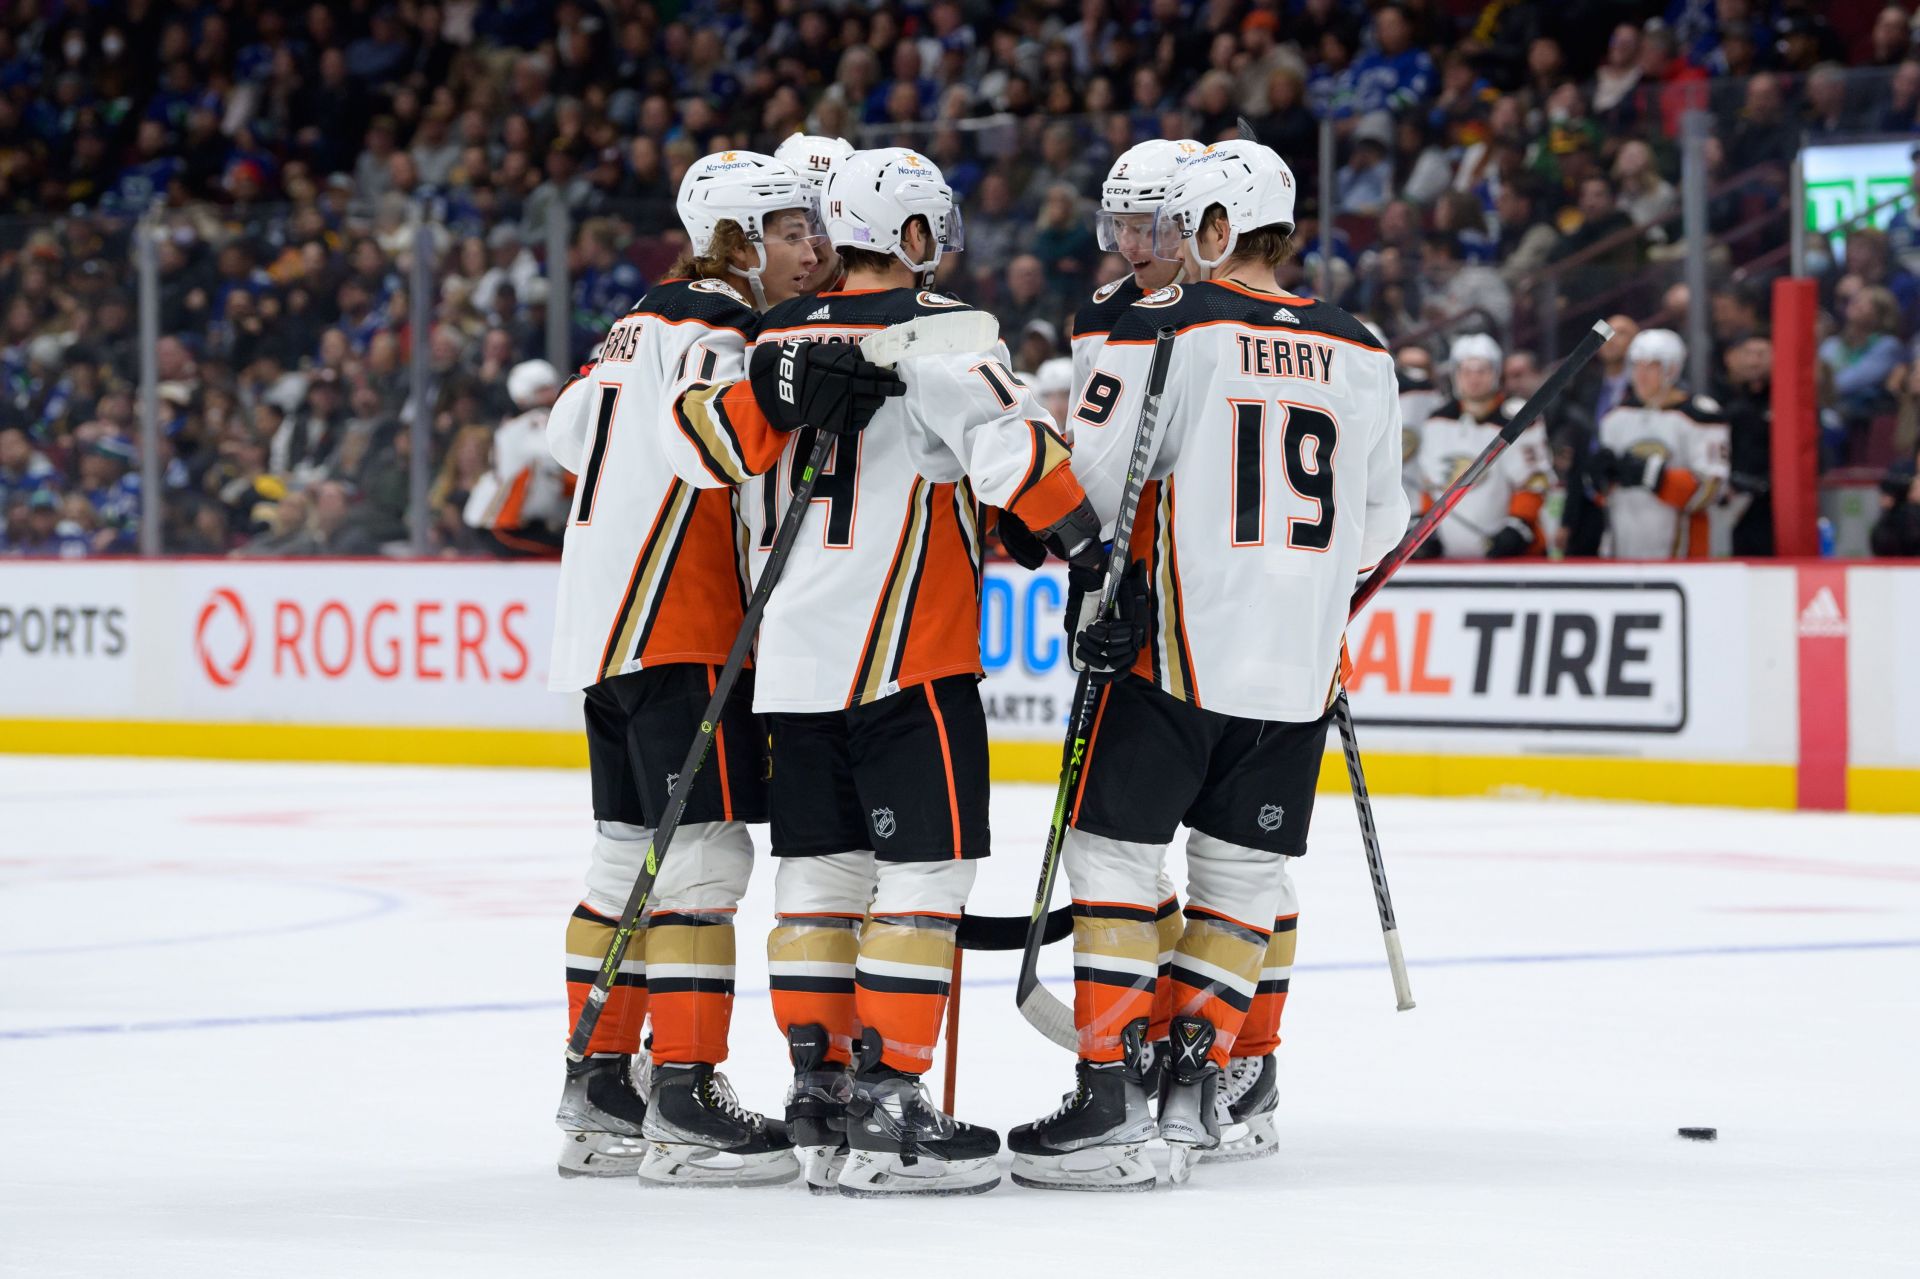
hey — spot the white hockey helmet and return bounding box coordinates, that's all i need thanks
[821,147,963,275]
[1151,140,1298,271]
[1449,333,1503,371]
[1097,138,1203,251]
[774,131,855,196]
[676,150,820,307]
[1628,327,1686,381]
[507,358,560,409]
[1033,357,1074,398]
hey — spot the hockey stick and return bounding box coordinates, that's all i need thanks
[941,950,963,1113]
[565,317,996,1062]
[1015,325,1178,1052]
[1334,316,1613,1011]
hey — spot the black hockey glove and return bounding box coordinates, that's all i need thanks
[1585,446,1622,490]
[1035,496,1102,564]
[995,509,1049,570]
[1486,522,1531,559]
[1610,449,1664,491]
[748,339,905,435]
[1075,558,1150,684]
[1411,531,1445,560]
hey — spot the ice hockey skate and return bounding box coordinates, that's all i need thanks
[554,1051,651,1178]
[636,1062,799,1187]
[1009,1019,1158,1192]
[838,1030,1001,1197]
[784,1024,852,1193]
[1204,1053,1279,1162]
[1158,1017,1221,1184]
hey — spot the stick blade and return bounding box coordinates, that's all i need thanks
[1016,983,1080,1051]
[858,311,999,367]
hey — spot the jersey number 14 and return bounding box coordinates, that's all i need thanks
[1229,399,1338,551]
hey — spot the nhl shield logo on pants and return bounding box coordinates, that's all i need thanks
[1257,804,1285,833]
[870,807,896,839]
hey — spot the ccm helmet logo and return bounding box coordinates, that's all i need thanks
[195,587,254,687]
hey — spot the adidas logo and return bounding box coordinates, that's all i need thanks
[1274,308,1299,324]
[1797,586,1847,638]
[806,305,831,321]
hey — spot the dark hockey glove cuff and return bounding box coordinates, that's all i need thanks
[1037,496,1103,565]
[995,509,1050,570]
[748,339,905,435]
[1487,522,1531,558]
[1075,558,1150,684]
[1613,451,1664,491]
[1585,446,1621,491]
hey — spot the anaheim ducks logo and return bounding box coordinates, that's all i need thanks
[916,290,965,309]
[1626,439,1673,464]
[1093,279,1125,304]
[1138,284,1183,308]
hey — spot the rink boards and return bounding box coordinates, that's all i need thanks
[0,558,1914,813]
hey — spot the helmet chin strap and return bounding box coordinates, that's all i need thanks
[728,243,771,311]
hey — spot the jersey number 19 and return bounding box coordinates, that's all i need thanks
[1230,400,1338,551]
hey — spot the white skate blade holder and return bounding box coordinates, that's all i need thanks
[636,1141,801,1188]
[556,1130,649,1179]
[1010,1143,1155,1193]
[858,312,1000,367]
[837,1149,1001,1198]
[796,1143,846,1195]
[1201,1111,1278,1164]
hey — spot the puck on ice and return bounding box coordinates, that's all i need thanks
[1677,1127,1717,1141]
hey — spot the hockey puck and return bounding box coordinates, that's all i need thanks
[1677,1127,1717,1141]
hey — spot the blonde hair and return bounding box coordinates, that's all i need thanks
[666,219,752,282]
[431,423,496,511]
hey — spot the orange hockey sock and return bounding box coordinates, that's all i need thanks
[1233,912,1298,1058]
[768,914,861,1065]
[643,909,735,1065]
[853,914,957,1074]
[1167,908,1271,1067]
[1071,900,1160,1062]
[564,902,647,1056]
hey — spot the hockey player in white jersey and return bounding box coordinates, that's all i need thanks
[462,359,571,557]
[1009,141,1409,1190]
[1592,328,1730,559]
[1069,139,1204,396]
[679,146,1103,1195]
[774,131,854,293]
[1411,334,1552,559]
[547,150,893,1185]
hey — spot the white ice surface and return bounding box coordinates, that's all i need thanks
[2,756,1917,1278]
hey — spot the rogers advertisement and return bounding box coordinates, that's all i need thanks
[170,562,570,728]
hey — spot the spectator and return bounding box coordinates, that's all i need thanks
[1591,25,1644,119]
[1720,334,1776,556]
[1819,284,1904,454]
[1336,117,1395,217]
[1252,68,1318,177]
[1841,228,1920,334]
[74,437,141,554]
[1591,314,1643,421]
[1802,63,1861,139]
[1345,5,1436,121]
[1871,453,1920,555]
[1419,232,1513,337]
[1612,140,1678,231]
[1493,181,1562,288]
[1029,185,1097,294]
[0,426,59,511]
[997,254,1052,339]
[1723,74,1796,174]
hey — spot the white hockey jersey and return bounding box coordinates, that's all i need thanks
[1071,280,1410,724]
[678,287,1090,714]
[463,407,572,547]
[1398,385,1444,508]
[1411,396,1551,558]
[544,277,783,693]
[1597,392,1729,559]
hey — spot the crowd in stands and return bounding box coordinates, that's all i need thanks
[1,0,1918,559]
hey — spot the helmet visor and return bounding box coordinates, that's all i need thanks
[939,205,965,253]
[1150,205,1189,263]
[1096,210,1158,257]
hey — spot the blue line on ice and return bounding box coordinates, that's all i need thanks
[4,936,1916,1042]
